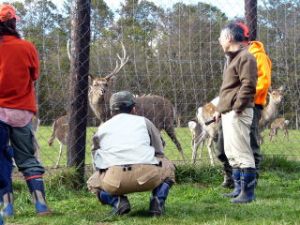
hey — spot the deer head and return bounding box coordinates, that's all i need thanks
[88,42,129,104]
[268,86,284,105]
[88,42,129,120]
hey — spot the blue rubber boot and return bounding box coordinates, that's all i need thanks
[26,177,51,215]
[232,168,256,203]
[1,186,13,217]
[97,190,130,215]
[149,179,173,216]
[0,146,14,217]
[223,168,241,198]
[0,213,3,225]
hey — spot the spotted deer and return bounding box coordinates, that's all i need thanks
[269,117,289,141]
[88,43,185,160]
[191,86,284,164]
[189,97,220,165]
[48,115,68,168]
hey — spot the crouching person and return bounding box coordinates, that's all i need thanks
[87,91,175,216]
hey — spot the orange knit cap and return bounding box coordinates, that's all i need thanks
[0,3,20,22]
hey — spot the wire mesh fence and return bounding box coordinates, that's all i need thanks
[8,0,300,174]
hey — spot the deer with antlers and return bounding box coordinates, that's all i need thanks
[88,43,185,160]
[269,117,289,142]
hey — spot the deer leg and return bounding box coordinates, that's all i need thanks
[165,128,185,161]
[55,143,63,168]
[284,128,289,140]
[207,138,215,166]
[269,129,274,142]
[196,131,207,163]
[191,139,197,164]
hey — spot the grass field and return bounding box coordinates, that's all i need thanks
[5,159,300,225]
[4,126,300,225]
[36,126,300,167]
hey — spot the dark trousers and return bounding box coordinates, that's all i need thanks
[0,120,44,178]
[0,121,12,189]
[216,106,263,173]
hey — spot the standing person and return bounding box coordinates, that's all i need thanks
[0,3,50,216]
[213,21,258,203]
[87,91,175,216]
[215,21,272,189]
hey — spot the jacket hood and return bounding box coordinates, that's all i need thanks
[249,41,266,54]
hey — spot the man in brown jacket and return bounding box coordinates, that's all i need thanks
[213,22,257,203]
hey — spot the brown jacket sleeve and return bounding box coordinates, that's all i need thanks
[145,118,165,156]
[232,54,257,112]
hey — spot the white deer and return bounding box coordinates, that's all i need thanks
[190,86,284,164]
[189,97,220,165]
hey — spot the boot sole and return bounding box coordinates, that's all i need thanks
[115,205,131,215]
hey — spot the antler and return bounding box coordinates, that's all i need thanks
[105,42,129,80]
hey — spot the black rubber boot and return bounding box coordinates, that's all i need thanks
[232,168,256,204]
[223,168,241,198]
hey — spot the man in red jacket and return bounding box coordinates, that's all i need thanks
[0,3,50,216]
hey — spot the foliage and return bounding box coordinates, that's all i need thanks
[9,0,300,127]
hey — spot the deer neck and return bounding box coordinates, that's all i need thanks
[88,91,112,122]
[263,99,278,123]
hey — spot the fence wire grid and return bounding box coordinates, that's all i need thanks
[6,0,300,173]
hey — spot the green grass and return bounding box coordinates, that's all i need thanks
[6,160,300,225]
[5,126,299,224]
[37,126,300,167]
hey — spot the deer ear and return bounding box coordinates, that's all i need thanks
[88,74,94,83]
[278,85,285,91]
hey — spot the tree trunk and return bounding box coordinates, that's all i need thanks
[67,0,91,187]
[245,0,257,41]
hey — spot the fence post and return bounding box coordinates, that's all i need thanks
[245,0,257,41]
[67,0,91,187]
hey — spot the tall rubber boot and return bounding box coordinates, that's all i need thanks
[97,190,131,215]
[1,181,13,217]
[223,168,241,198]
[231,168,256,203]
[0,146,14,217]
[0,214,3,225]
[149,179,173,216]
[25,176,51,215]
